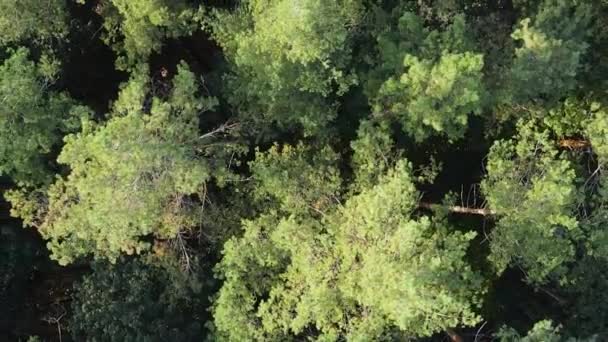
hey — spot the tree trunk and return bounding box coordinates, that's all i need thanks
[419,202,496,216]
[446,328,464,342]
[559,138,590,150]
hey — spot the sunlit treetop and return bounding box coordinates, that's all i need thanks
[366,12,486,142]
[210,0,362,135]
[482,120,581,283]
[7,63,240,265]
[214,158,484,340]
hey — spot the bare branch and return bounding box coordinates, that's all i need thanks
[199,121,240,140]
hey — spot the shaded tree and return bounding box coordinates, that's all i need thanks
[0,48,88,185]
[70,255,211,341]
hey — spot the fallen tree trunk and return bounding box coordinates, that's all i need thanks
[559,138,590,150]
[419,202,496,216]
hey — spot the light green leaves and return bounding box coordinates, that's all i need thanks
[482,121,579,283]
[374,52,484,141]
[250,143,342,215]
[366,12,485,141]
[214,159,484,340]
[210,0,362,135]
[8,63,229,265]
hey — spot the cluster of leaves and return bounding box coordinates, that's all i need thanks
[366,11,486,141]
[0,48,87,185]
[0,0,68,46]
[88,0,204,69]
[482,120,580,283]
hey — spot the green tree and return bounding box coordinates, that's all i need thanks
[499,0,594,105]
[0,48,87,185]
[214,157,484,340]
[497,319,597,341]
[70,256,210,341]
[210,0,362,135]
[0,0,68,46]
[249,142,342,215]
[87,0,203,69]
[366,12,485,141]
[482,120,580,283]
[349,119,397,191]
[7,63,239,265]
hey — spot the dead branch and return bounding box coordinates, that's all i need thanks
[199,121,240,140]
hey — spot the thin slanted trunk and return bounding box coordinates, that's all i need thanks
[419,202,496,216]
[446,328,464,342]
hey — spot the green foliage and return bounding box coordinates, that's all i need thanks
[250,143,342,215]
[92,0,203,69]
[366,12,485,141]
[350,119,396,191]
[586,105,608,164]
[210,0,362,135]
[0,0,68,45]
[7,63,235,265]
[539,98,596,139]
[0,48,87,185]
[70,256,208,341]
[500,0,594,105]
[214,161,484,340]
[3,0,608,339]
[560,258,608,337]
[497,319,597,341]
[482,120,580,283]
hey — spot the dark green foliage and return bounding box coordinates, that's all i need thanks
[70,256,210,341]
[499,0,594,105]
[497,319,598,341]
[0,223,39,332]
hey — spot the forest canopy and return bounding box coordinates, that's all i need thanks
[1,0,608,341]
